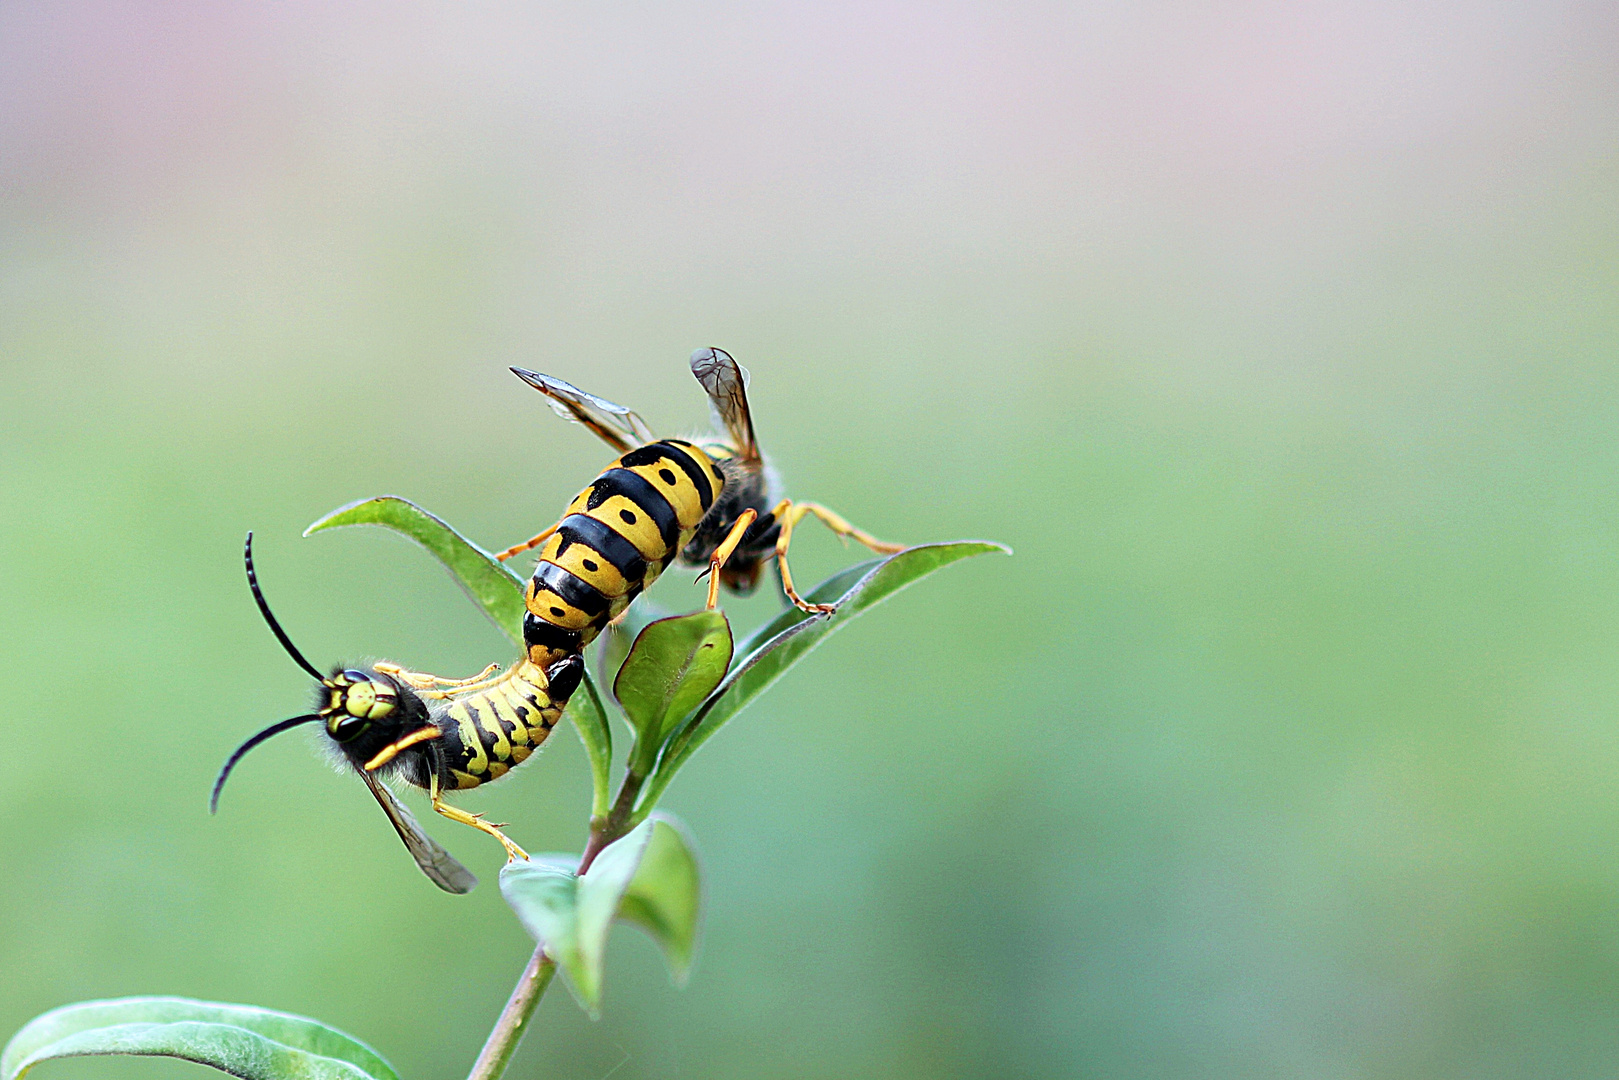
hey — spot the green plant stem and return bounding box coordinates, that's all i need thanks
[466,763,649,1080]
[465,951,556,1080]
[579,767,647,874]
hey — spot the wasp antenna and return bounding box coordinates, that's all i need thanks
[244,531,326,682]
[210,713,322,813]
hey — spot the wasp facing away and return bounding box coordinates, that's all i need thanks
[499,348,905,650]
[210,534,584,893]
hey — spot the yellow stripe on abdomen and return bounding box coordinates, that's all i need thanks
[620,459,709,531]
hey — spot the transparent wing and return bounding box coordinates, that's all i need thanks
[510,367,656,453]
[690,347,760,463]
[359,768,478,894]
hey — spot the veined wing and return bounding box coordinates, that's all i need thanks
[510,368,656,454]
[690,347,760,463]
[359,768,478,894]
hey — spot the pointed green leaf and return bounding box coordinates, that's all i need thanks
[640,542,1009,811]
[613,612,732,768]
[569,670,614,820]
[500,822,657,1018]
[305,496,527,646]
[617,813,703,985]
[2,998,397,1080]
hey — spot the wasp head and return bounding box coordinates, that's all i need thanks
[320,668,402,743]
[310,665,437,785]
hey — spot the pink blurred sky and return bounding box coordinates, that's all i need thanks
[2,0,1615,418]
[6,2,1613,216]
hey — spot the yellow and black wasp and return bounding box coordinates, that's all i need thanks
[499,347,905,638]
[211,534,584,892]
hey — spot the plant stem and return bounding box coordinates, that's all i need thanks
[578,767,646,874]
[466,764,649,1080]
[466,950,556,1080]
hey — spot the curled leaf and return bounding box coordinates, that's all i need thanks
[2,997,398,1080]
[501,822,657,1018]
[499,814,704,1013]
[618,814,703,985]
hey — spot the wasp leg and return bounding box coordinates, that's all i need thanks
[793,502,906,555]
[363,725,443,772]
[767,499,833,615]
[771,500,904,615]
[429,774,528,862]
[495,522,560,563]
[374,662,501,688]
[703,508,759,609]
[373,662,503,698]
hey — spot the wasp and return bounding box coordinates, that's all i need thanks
[499,348,904,646]
[210,534,584,892]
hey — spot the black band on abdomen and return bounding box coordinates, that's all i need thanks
[531,560,611,616]
[585,468,679,550]
[621,440,716,508]
[523,613,583,655]
[555,513,649,582]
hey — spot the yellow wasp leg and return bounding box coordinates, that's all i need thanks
[362,725,443,772]
[430,772,528,862]
[373,662,502,697]
[772,500,905,615]
[768,499,832,615]
[794,502,907,555]
[705,508,758,609]
[495,522,560,563]
[416,671,509,700]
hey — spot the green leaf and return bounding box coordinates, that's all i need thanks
[569,670,614,820]
[614,611,733,768]
[640,541,1009,811]
[500,821,657,1018]
[569,821,657,1016]
[617,814,703,985]
[2,997,398,1080]
[305,496,527,646]
[594,597,676,688]
[499,857,579,999]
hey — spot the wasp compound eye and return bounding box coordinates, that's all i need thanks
[328,713,369,743]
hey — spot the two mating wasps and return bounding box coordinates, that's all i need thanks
[212,349,903,892]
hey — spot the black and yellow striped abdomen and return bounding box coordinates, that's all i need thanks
[435,659,575,790]
[522,439,723,667]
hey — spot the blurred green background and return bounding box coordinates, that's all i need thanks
[4,2,1619,1077]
